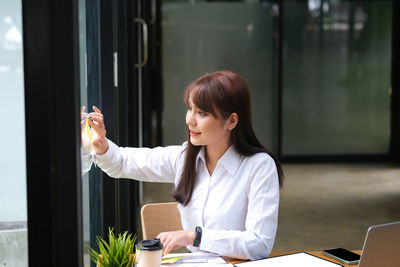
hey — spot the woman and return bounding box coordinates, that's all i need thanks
[88,70,284,260]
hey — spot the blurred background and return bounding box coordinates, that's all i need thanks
[1,0,399,266]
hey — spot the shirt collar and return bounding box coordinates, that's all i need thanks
[196,145,242,177]
[196,147,206,168]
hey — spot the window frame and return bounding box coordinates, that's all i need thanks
[23,0,83,265]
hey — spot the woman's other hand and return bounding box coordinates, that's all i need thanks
[88,106,109,155]
[156,230,195,255]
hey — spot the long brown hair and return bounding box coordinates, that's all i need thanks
[172,71,284,206]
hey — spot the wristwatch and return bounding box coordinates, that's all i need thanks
[193,226,202,247]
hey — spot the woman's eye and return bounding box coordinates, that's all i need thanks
[198,111,207,116]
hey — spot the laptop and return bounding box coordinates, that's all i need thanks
[358,221,400,267]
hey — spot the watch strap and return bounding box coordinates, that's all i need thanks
[193,226,202,247]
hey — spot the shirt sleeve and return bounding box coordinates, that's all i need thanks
[94,139,185,183]
[81,149,93,175]
[199,156,280,260]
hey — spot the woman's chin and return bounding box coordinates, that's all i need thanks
[189,138,203,146]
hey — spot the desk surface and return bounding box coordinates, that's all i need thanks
[226,250,362,266]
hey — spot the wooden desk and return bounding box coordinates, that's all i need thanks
[226,250,362,266]
[271,250,361,266]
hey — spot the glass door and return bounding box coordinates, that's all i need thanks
[160,0,279,151]
[152,0,393,160]
[79,0,141,264]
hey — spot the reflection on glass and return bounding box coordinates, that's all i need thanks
[78,0,92,265]
[81,107,94,176]
[0,0,28,265]
[282,0,392,155]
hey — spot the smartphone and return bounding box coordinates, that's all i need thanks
[323,248,360,265]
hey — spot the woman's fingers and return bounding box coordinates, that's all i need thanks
[88,119,103,132]
[163,237,177,255]
[88,107,105,130]
[87,106,106,135]
[88,112,103,121]
[157,234,166,245]
[84,106,108,154]
[164,240,181,256]
[88,114,105,129]
[164,242,174,256]
[88,119,106,140]
[157,233,173,255]
[156,230,195,255]
[93,106,102,114]
[89,111,103,118]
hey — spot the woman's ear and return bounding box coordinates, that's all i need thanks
[226,113,238,131]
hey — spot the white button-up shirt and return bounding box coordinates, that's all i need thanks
[96,140,280,260]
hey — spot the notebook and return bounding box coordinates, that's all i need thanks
[358,221,400,267]
[235,252,342,267]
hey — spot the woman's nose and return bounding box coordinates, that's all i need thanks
[186,111,196,126]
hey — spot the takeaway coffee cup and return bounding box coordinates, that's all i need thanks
[137,238,163,267]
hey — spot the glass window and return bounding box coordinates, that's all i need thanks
[0,0,28,265]
[78,0,91,266]
[78,0,103,265]
[282,0,392,155]
[161,1,277,150]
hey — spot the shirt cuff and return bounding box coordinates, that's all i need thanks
[94,139,116,165]
[199,228,218,253]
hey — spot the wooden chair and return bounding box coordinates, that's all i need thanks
[141,202,183,240]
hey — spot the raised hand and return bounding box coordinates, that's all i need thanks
[88,106,109,155]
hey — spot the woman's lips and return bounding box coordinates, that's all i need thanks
[189,130,201,136]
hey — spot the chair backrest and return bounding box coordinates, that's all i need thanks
[141,202,183,240]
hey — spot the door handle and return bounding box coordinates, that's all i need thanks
[134,18,148,68]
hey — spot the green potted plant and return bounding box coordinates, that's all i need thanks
[90,228,139,267]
